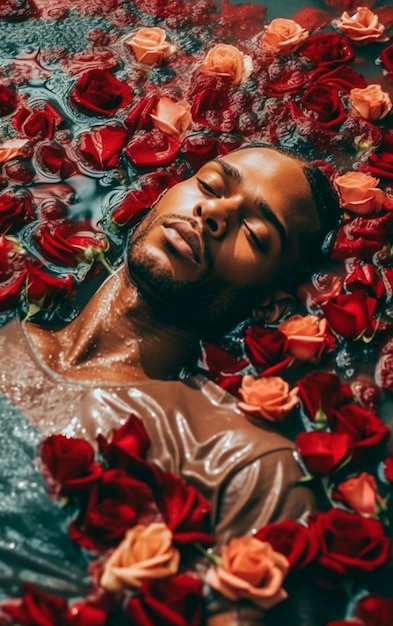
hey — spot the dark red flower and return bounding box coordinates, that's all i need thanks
[308,64,366,93]
[158,471,214,547]
[190,74,237,133]
[308,508,391,576]
[379,43,393,78]
[37,143,78,179]
[125,573,204,626]
[295,431,352,476]
[254,519,320,570]
[200,342,247,395]
[297,371,353,422]
[40,434,103,496]
[181,132,242,171]
[332,212,393,262]
[301,33,355,67]
[264,62,308,98]
[125,129,180,168]
[78,124,129,170]
[321,290,379,340]
[0,83,18,116]
[32,219,109,268]
[243,326,289,372]
[69,468,160,552]
[383,456,393,482]
[3,159,35,185]
[0,190,34,232]
[332,403,390,462]
[70,69,133,116]
[25,260,75,307]
[1,582,69,626]
[360,132,393,181]
[97,413,151,469]
[355,594,393,626]
[13,102,63,140]
[290,83,347,132]
[65,601,108,626]
[124,95,157,134]
[344,260,385,300]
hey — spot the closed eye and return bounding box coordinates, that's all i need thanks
[197,178,220,198]
[243,220,267,252]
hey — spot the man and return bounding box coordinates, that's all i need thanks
[0,146,341,625]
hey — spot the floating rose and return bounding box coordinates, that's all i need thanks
[0,138,28,164]
[100,523,180,592]
[332,471,385,517]
[334,171,386,215]
[205,536,289,610]
[349,84,392,121]
[332,7,389,46]
[254,520,320,571]
[126,27,176,65]
[301,33,355,67]
[355,594,393,626]
[321,290,379,340]
[278,314,333,363]
[70,68,133,116]
[259,18,309,55]
[296,431,352,476]
[150,96,192,138]
[238,375,299,422]
[199,43,253,85]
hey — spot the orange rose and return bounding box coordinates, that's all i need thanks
[278,314,332,363]
[349,84,392,121]
[258,18,309,55]
[238,375,299,422]
[0,138,28,164]
[205,536,289,610]
[150,96,192,138]
[126,27,177,65]
[100,523,180,592]
[199,43,253,85]
[334,170,386,215]
[333,8,389,45]
[334,472,385,517]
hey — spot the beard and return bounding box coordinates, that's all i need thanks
[126,209,259,337]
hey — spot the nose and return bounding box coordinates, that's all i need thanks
[193,196,241,238]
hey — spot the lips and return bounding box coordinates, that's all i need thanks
[162,220,203,264]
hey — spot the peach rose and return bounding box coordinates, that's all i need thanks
[205,536,289,610]
[258,18,309,55]
[100,523,180,592]
[199,43,253,85]
[349,84,392,121]
[278,314,331,363]
[334,170,386,215]
[334,472,385,516]
[333,7,389,45]
[126,27,177,65]
[150,96,191,138]
[0,138,28,164]
[238,375,299,422]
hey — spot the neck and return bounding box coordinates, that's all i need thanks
[28,265,201,383]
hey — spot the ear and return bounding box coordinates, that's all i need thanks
[251,290,295,325]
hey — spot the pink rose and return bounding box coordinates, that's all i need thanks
[199,43,252,85]
[150,96,191,138]
[126,27,176,65]
[334,171,386,215]
[333,471,384,516]
[238,375,299,422]
[205,536,289,610]
[350,84,392,121]
[259,18,309,55]
[100,523,180,592]
[278,314,333,363]
[333,8,389,46]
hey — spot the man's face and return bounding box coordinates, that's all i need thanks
[127,147,321,334]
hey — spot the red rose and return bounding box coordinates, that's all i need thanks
[344,259,385,300]
[125,129,180,168]
[300,33,355,67]
[110,169,181,228]
[295,431,352,476]
[97,413,151,469]
[190,74,237,133]
[332,212,393,262]
[290,83,347,132]
[66,601,109,626]
[309,64,367,93]
[32,219,109,268]
[0,83,18,116]
[157,471,214,546]
[355,594,393,626]
[332,403,390,462]
[70,69,133,116]
[383,456,393,482]
[308,508,391,576]
[37,143,78,179]
[40,434,103,496]
[0,190,34,232]
[200,342,247,394]
[254,520,320,570]
[78,124,129,170]
[264,64,307,98]
[321,290,379,340]
[1,583,69,625]
[69,468,159,552]
[13,102,63,140]
[181,132,242,171]
[361,132,393,181]
[379,43,393,78]
[25,260,75,307]
[4,159,35,185]
[243,326,289,372]
[297,371,353,423]
[125,573,204,626]
[124,95,157,134]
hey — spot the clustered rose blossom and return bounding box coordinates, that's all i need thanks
[238,374,299,422]
[126,27,177,65]
[205,536,289,610]
[259,18,309,55]
[333,7,389,45]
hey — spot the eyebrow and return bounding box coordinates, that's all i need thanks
[215,158,289,253]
